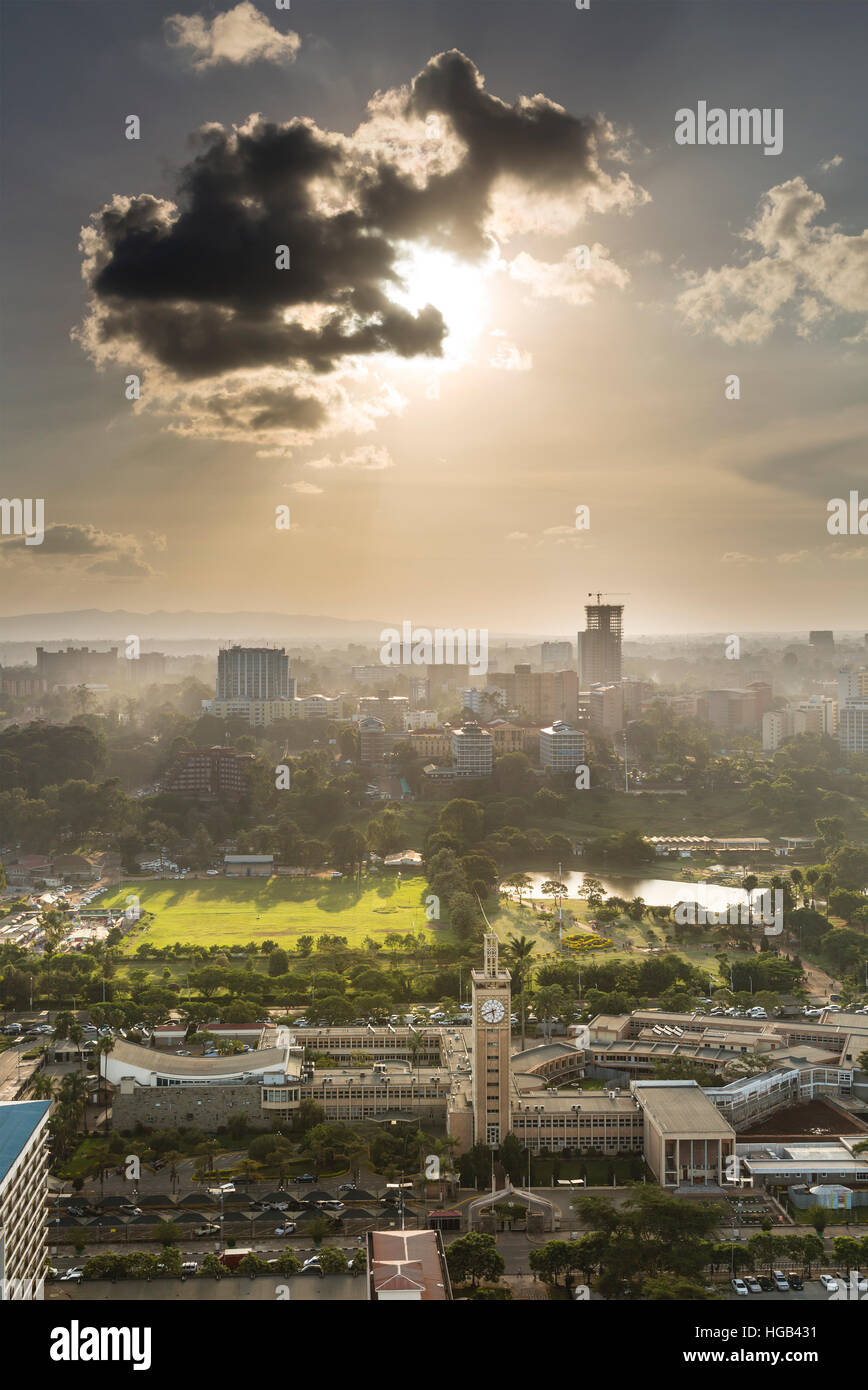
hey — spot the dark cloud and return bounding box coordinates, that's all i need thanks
[0,524,159,579]
[75,50,637,441]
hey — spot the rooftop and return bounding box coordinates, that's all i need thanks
[105,1038,290,1078]
[632,1081,735,1137]
[0,1100,51,1185]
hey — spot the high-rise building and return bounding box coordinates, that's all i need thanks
[540,721,586,771]
[35,646,118,688]
[216,646,293,700]
[809,631,835,651]
[0,1099,51,1301]
[451,722,493,777]
[577,603,623,687]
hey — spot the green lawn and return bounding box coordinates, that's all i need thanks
[94,874,453,951]
[489,899,757,982]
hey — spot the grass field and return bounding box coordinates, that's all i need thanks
[94,874,453,951]
[488,899,757,982]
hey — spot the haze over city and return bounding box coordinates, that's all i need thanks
[1,1,866,632]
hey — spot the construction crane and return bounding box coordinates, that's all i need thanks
[587,592,630,604]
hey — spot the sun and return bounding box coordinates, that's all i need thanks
[390,243,493,367]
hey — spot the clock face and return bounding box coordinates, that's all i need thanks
[480,997,505,1024]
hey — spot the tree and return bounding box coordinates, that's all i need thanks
[528,1239,584,1287]
[318,1245,349,1274]
[445,1232,505,1288]
[502,934,534,1050]
[503,873,533,906]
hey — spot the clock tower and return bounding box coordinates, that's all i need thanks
[471,934,512,1148]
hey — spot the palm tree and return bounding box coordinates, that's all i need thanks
[66,1022,87,1074]
[28,1072,56,1101]
[89,1139,115,1196]
[804,867,820,908]
[196,1140,220,1175]
[503,934,535,1050]
[165,1150,186,1193]
[533,984,566,1042]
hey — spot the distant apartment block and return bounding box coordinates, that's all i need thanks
[763,698,837,750]
[839,699,868,754]
[622,676,655,721]
[408,727,452,761]
[217,646,293,700]
[450,722,493,777]
[402,709,440,730]
[838,667,868,705]
[577,603,623,686]
[164,746,253,800]
[0,672,47,698]
[35,646,118,688]
[484,664,577,723]
[203,697,295,726]
[540,720,586,771]
[589,682,624,735]
[359,692,409,728]
[458,687,507,720]
[699,682,773,731]
[540,640,573,670]
[359,716,387,763]
[122,651,167,684]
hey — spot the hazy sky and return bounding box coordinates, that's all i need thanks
[1,0,866,635]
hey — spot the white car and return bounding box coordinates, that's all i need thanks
[731,1278,749,1296]
[745,1276,762,1293]
[60,1268,84,1282]
[772,1270,789,1291]
[819,1275,838,1293]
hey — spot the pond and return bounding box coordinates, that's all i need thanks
[507,869,753,913]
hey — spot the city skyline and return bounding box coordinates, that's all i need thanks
[1,1,866,632]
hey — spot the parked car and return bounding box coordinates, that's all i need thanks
[820,1275,838,1293]
[194,1225,220,1237]
[317,1200,344,1213]
[772,1270,789,1292]
[787,1272,804,1290]
[852,1270,868,1294]
[745,1276,762,1294]
[296,1173,317,1184]
[731,1278,749,1296]
[181,1262,198,1275]
[757,1275,774,1291]
[60,1268,84,1282]
[274,1225,296,1236]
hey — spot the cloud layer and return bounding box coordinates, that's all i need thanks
[676,177,868,344]
[165,3,300,70]
[74,50,645,453]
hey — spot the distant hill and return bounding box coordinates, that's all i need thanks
[0,610,387,644]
